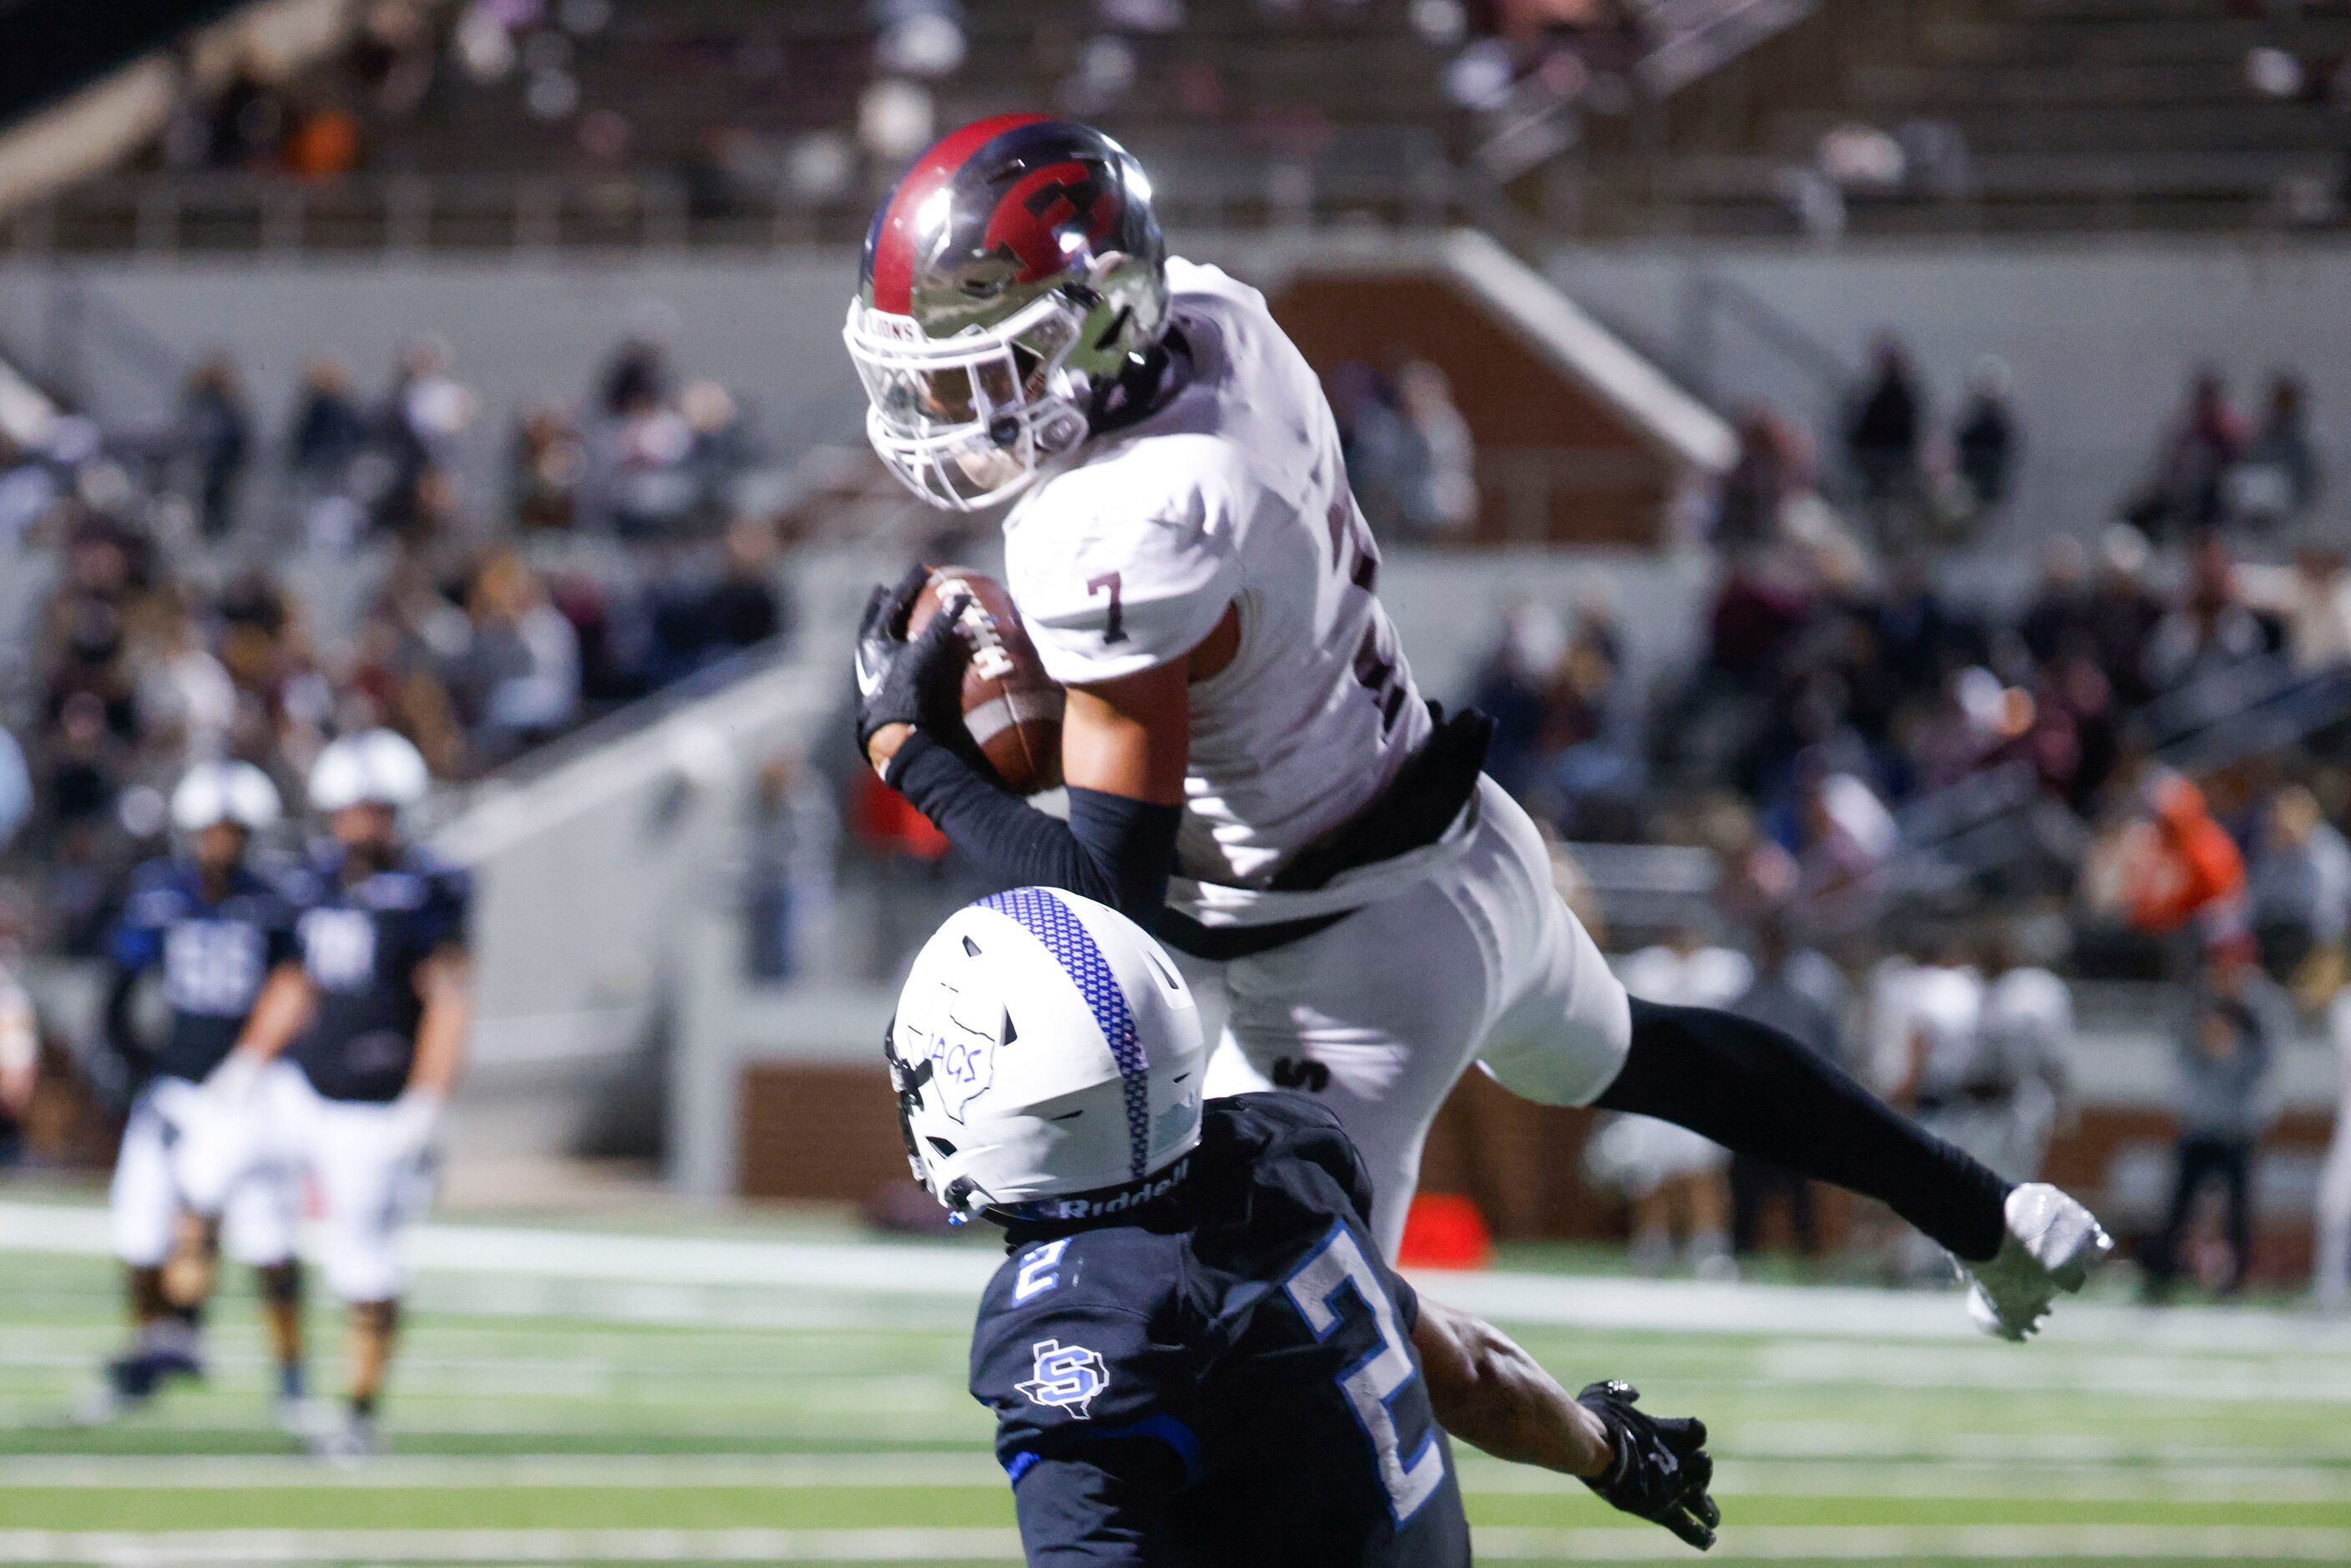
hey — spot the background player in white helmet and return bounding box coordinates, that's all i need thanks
[198,729,472,1458]
[847,115,2107,1341]
[87,761,307,1425]
[892,887,1719,1564]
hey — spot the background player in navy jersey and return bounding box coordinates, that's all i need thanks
[87,761,307,1424]
[194,728,473,1459]
[888,888,1719,1565]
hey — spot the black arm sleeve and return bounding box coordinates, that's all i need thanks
[1013,1450,1187,1566]
[885,731,1181,928]
[1604,997,2010,1262]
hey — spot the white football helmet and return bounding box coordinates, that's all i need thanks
[169,761,283,834]
[887,888,1205,1222]
[308,729,431,814]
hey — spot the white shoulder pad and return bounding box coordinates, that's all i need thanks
[1005,435,1243,685]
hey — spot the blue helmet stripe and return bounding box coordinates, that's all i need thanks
[978,888,1151,1179]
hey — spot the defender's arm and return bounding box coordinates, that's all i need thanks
[1411,1297,1611,1478]
[1413,1298,1720,1551]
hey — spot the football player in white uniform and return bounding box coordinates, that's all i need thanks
[846,115,2107,1339]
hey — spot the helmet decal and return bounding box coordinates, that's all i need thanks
[980,887,1151,1178]
[982,159,1122,286]
[866,112,1051,314]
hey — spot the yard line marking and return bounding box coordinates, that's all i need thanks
[0,1530,1024,1564]
[7,1526,2351,1565]
[4,1451,2345,1505]
[8,1201,2347,1353]
[1476,1525,2351,1560]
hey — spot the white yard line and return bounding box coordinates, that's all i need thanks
[2,1452,2343,1505]
[8,1199,2349,1353]
[6,1526,2351,1565]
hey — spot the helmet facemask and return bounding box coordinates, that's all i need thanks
[846,284,1098,512]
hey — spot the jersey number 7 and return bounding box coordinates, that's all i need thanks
[1282,1222,1449,1523]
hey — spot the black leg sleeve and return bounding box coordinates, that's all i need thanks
[1600,998,2012,1262]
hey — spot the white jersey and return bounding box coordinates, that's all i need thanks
[1004,259,1433,915]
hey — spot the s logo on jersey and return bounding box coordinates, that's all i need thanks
[1017,1339,1109,1419]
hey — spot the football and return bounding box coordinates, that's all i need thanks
[905,566,1065,795]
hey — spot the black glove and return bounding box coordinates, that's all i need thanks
[1576,1379,1719,1551]
[854,564,971,768]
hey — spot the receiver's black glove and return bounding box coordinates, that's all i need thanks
[1576,1380,1719,1551]
[854,565,970,766]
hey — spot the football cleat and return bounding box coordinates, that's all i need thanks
[307,1409,381,1464]
[1961,1182,2113,1341]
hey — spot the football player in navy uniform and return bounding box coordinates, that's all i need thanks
[889,888,1720,1564]
[89,761,307,1424]
[197,729,473,1459]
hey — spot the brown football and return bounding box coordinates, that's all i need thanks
[906,565,1065,796]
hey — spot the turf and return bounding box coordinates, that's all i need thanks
[3,1232,2348,1565]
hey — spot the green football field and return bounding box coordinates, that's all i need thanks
[2,1198,2348,1566]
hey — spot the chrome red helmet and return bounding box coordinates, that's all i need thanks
[846,115,1169,510]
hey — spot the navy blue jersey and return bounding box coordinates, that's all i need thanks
[109,860,300,1084]
[284,847,470,1103]
[970,1093,1470,1568]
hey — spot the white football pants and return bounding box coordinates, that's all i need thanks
[1202,776,1631,1256]
[111,1075,299,1270]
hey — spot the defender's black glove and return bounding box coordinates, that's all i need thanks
[1576,1380,1720,1551]
[854,565,970,766]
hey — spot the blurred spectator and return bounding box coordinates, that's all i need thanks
[287,357,372,487]
[1952,356,2018,520]
[2237,545,2351,673]
[282,100,363,181]
[174,357,253,540]
[644,520,788,686]
[1394,360,1478,539]
[450,551,582,761]
[1711,407,1821,554]
[375,339,478,539]
[2145,954,2289,1299]
[2227,373,2323,534]
[1329,360,1419,540]
[2247,783,2351,987]
[2142,534,2269,694]
[2084,771,2250,959]
[510,403,587,531]
[2126,368,2246,539]
[1845,336,1924,548]
[746,753,839,982]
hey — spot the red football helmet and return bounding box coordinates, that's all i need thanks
[846,116,1169,511]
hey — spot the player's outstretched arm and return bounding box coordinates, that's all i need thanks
[1413,1298,1719,1551]
[1411,1296,1611,1477]
[856,565,1205,926]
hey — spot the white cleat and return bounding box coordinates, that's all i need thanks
[306,1409,380,1465]
[1961,1182,2113,1341]
[276,1394,327,1440]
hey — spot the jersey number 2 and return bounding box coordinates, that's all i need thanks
[1282,1223,1447,1523]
